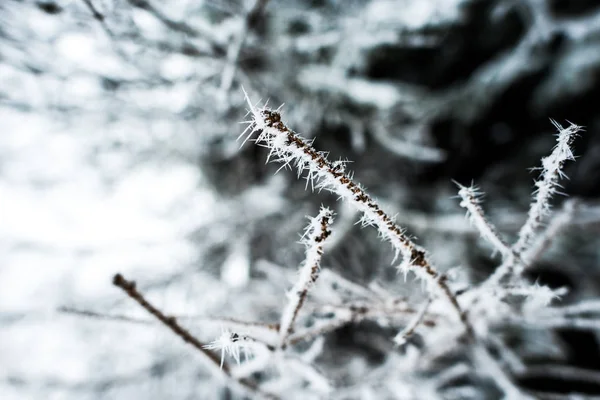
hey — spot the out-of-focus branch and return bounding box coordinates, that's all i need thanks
[126,0,225,55]
[112,273,277,399]
[219,0,271,104]
[112,273,226,370]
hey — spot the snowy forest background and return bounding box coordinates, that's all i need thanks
[2,0,600,399]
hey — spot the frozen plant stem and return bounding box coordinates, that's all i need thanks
[486,120,581,285]
[112,274,277,400]
[279,207,333,348]
[514,120,580,255]
[112,274,225,370]
[241,90,474,339]
[457,183,512,258]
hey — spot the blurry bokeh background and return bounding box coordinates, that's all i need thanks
[2,0,600,398]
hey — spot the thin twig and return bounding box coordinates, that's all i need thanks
[58,306,153,325]
[112,273,277,399]
[219,0,270,102]
[112,274,226,370]
[279,207,333,348]
[484,122,582,285]
[456,183,512,258]
[59,306,280,345]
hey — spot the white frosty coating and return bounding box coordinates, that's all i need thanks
[203,330,262,369]
[278,207,334,347]
[513,284,567,311]
[457,183,512,258]
[482,121,582,286]
[202,317,281,347]
[240,88,471,333]
[513,120,581,256]
[469,283,568,318]
[241,92,407,267]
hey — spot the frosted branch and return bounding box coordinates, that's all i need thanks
[457,183,512,258]
[241,88,473,338]
[484,121,581,285]
[112,274,277,399]
[513,121,581,256]
[279,207,333,348]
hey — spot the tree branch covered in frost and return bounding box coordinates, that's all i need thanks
[513,120,581,256]
[240,89,474,338]
[451,122,595,373]
[457,183,512,258]
[485,121,582,285]
[203,330,266,369]
[279,207,333,348]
